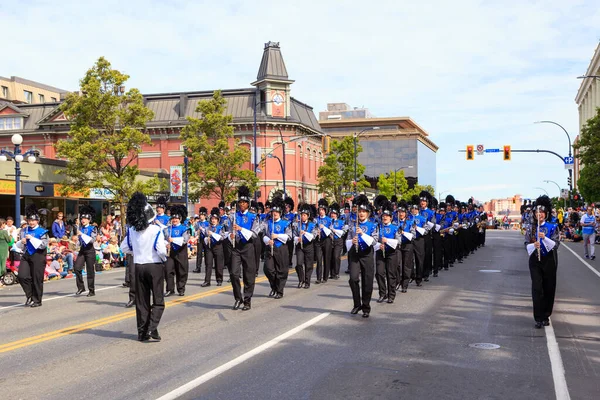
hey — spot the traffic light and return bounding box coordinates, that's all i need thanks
[466,145,474,160]
[567,176,572,187]
[512,196,516,204]
[573,193,579,201]
[322,135,331,155]
[503,145,511,161]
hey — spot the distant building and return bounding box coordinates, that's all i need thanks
[574,41,600,190]
[0,76,66,105]
[318,103,437,190]
[484,194,523,220]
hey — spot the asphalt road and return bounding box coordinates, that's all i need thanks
[1,230,599,400]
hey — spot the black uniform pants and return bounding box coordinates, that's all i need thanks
[74,247,96,291]
[286,240,294,267]
[195,239,204,272]
[457,230,466,260]
[398,242,414,289]
[264,244,289,295]
[230,241,257,305]
[253,236,262,276]
[204,242,224,284]
[223,240,232,272]
[432,232,443,274]
[529,250,557,322]
[423,234,433,278]
[165,247,188,294]
[413,237,425,283]
[330,237,343,277]
[127,255,136,303]
[442,235,451,269]
[315,237,332,282]
[18,251,46,304]
[375,248,397,300]
[295,242,314,285]
[348,247,374,313]
[451,233,458,263]
[135,262,165,335]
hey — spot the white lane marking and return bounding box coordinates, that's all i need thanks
[156,312,330,400]
[545,320,571,400]
[0,285,123,311]
[561,243,600,279]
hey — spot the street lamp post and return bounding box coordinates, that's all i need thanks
[534,120,573,191]
[267,154,285,198]
[0,134,39,222]
[534,187,549,196]
[353,127,380,194]
[393,165,414,197]
[183,146,189,215]
[543,179,565,208]
[438,190,450,202]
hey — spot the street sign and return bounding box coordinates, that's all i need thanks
[476,144,484,155]
[256,168,262,174]
[484,148,500,153]
[564,156,574,170]
[560,189,569,199]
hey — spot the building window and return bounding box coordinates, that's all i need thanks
[39,94,45,103]
[51,97,57,102]
[1,86,8,98]
[0,117,23,130]
[24,90,33,103]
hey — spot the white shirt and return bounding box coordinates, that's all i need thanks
[120,224,168,264]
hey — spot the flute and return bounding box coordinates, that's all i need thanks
[380,221,385,257]
[300,221,304,250]
[167,225,171,257]
[229,205,236,249]
[271,218,274,257]
[355,203,359,252]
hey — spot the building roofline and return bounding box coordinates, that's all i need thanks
[319,116,431,136]
[575,41,600,104]
[0,75,67,94]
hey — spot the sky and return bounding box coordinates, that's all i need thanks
[2,0,600,203]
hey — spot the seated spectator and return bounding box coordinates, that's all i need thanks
[46,255,68,280]
[103,236,122,267]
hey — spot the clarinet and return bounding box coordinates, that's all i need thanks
[229,205,237,249]
[300,221,304,250]
[380,220,385,258]
[355,204,359,252]
[271,218,275,257]
[536,205,541,261]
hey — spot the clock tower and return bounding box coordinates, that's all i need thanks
[251,41,294,118]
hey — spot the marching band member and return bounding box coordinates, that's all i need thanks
[192,207,208,273]
[219,201,232,275]
[432,201,445,277]
[120,192,168,341]
[164,205,190,297]
[154,197,170,228]
[409,198,427,287]
[419,191,436,282]
[229,186,260,311]
[16,205,48,307]
[346,194,378,318]
[250,200,262,277]
[329,203,346,280]
[525,195,560,329]
[294,204,318,289]
[283,197,296,269]
[262,196,292,299]
[201,207,227,287]
[73,205,98,297]
[315,199,332,284]
[375,200,399,304]
[478,204,488,248]
[396,201,415,293]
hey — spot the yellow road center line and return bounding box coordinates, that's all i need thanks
[0,276,268,354]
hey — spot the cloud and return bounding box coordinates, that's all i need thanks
[1,0,598,201]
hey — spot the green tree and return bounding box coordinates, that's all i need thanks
[403,184,436,201]
[573,107,600,202]
[578,164,600,203]
[180,90,258,202]
[318,136,369,201]
[376,170,408,198]
[55,57,161,236]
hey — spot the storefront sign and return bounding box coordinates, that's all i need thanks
[54,184,88,199]
[170,166,183,197]
[89,188,115,199]
[22,182,54,197]
[0,179,16,195]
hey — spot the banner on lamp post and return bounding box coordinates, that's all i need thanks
[170,166,183,197]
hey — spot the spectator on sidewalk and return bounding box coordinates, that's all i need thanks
[581,207,596,260]
[4,216,18,240]
[52,212,66,239]
[0,218,12,284]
